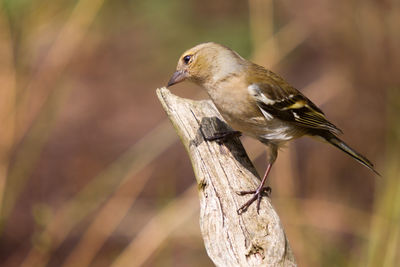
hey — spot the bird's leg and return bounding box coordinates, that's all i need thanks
[237,163,272,215]
[204,130,242,143]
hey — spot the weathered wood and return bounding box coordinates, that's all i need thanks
[156,87,296,267]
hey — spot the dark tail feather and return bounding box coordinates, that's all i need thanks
[323,133,381,176]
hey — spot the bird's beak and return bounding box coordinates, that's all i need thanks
[167,70,187,87]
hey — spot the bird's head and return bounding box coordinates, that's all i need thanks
[167,42,246,88]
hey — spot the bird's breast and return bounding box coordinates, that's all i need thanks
[205,81,305,144]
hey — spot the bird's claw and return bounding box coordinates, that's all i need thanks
[237,186,271,215]
[204,130,241,144]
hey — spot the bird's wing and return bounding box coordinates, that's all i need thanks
[248,83,343,135]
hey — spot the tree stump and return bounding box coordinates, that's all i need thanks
[157,87,296,267]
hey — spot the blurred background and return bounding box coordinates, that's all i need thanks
[0,0,399,266]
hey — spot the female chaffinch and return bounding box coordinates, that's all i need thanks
[167,42,379,214]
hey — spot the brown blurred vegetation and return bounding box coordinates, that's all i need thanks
[0,0,399,266]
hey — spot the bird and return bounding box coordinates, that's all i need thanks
[166,42,380,214]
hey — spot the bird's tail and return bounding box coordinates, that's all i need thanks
[322,133,380,176]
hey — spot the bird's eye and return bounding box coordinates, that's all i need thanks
[183,55,192,64]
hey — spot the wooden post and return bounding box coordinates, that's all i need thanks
[157,87,296,267]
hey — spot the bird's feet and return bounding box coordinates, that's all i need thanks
[237,186,272,215]
[204,130,242,144]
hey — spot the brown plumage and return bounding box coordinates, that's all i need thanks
[167,42,379,214]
